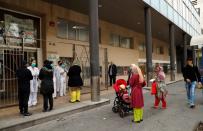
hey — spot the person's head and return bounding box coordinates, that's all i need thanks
[22,60,28,68]
[30,59,36,68]
[58,60,62,66]
[187,57,193,66]
[130,64,144,83]
[154,63,161,72]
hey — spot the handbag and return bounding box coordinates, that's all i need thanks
[196,82,203,89]
[194,69,202,89]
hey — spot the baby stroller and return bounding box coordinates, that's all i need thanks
[112,79,132,118]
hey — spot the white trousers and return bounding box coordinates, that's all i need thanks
[28,92,38,107]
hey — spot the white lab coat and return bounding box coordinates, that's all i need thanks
[53,67,57,98]
[27,66,39,106]
[58,67,67,96]
[55,65,61,94]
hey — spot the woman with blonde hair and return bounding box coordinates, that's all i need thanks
[129,64,145,123]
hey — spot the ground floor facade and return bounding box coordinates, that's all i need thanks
[0,0,192,107]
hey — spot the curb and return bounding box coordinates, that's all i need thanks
[0,99,110,131]
[143,79,184,90]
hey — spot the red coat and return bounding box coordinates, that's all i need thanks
[129,74,144,108]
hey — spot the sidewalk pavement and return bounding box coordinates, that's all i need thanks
[0,87,115,131]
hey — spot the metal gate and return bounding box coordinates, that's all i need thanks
[0,48,23,108]
[0,47,38,108]
[73,44,108,89]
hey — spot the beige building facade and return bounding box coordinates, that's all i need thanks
[0,0,198,107]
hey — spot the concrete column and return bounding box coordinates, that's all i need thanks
[144,7,153,86]
[169,24,175,81]
[183,34,187,66]
[89,0,100,102]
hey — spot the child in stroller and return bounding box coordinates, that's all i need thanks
[112,79,132,118]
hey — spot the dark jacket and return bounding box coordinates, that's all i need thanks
[16,67,33,93]
[108,64,117,76]
[39,67,54,95]
[182,65,201,82]
[67,65,83,87]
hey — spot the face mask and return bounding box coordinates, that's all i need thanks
[61,64,65,68]
[31,63,36,67]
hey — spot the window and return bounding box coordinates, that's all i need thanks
[110,33,119,47]
[120,37,132,48]
[109,33,133,49]
[139,43,145,51]
[57,19,89,42]
[156,46,164,54]
[57,19,67,39]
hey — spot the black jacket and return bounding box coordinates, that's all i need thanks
[39,67,54,95]
[16,67,33,92]
[108,64,117,76]
[67,65,83,87]
[182,65,201,82]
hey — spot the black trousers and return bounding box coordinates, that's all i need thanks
[109,75,116,86]
[43,94,53,110]
[18,89,30,113]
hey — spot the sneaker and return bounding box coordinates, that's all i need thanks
[23,112,32,116]
[162,107,167,109]
[76,100,80,102]
[190,105,195,109]
[140,119,143,122]
[42,109,48,112]
[153,106,158,109]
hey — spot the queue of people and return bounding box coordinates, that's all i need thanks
[16,59,83,116]
[16,58,202,122]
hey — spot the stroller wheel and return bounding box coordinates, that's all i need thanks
[112,107,118,113]
[119,109,125,118]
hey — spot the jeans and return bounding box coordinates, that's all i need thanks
[185,81,196,106]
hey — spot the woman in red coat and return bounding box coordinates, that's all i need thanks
[129,64,145,123]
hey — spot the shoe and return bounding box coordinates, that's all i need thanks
[153,106,158,109]
[76,100,80,102]
[69,100,76,103]
[23,112,32,116]
[132,120,140,123]
[190,105,195,109]
[140,119,143,122]
[48,108,53,111]
[42,109,48,112]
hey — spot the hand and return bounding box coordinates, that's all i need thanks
[198,82,202,85]
[186,79,191,83]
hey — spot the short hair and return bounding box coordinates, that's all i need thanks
[187,58,193,61]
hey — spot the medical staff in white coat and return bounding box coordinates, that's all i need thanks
[59,63,67,96]
[55,61,62,97]
[28,59,39,107]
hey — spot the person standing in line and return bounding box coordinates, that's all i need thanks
[153,64,167,109]
[60,62,67,96]
[16,60,33,116]
[27,59,39,107]
[182,57,201,108]
[68,61,83,103]
[39,60,54,112]
[108,62,117,86]
[51,61,57,99]
[129,64,145,123]
[55,61,62,97]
